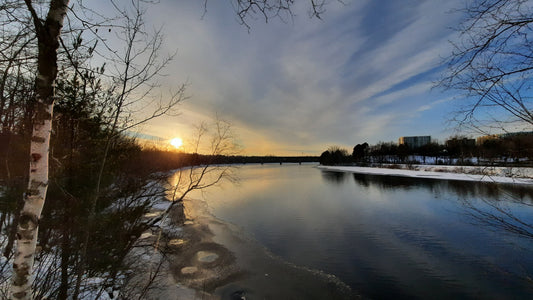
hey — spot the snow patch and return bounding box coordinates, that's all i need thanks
[318,165,533,185]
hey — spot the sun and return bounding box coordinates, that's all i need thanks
[170,137,183,149]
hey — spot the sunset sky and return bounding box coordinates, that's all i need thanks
[130,0,470,155]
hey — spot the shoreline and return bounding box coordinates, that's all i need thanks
[317,164,533,185]
[175,197,358,299]
[128,196,359,299]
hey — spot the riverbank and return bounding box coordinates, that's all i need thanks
[318,164,533,184]
[126,196,359,299]
[182,198,358,299]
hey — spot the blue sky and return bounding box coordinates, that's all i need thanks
[136,0,468,155]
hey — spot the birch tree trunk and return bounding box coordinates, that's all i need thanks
[10,1,69,299]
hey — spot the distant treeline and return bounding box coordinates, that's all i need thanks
[128,150,319,176]
[0,135,318,183]
[320,134,533,167]
[212,155,319,165]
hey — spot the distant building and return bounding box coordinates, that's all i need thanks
[446,137,475,148]
[476,131,533,145]
[476,134,499,146]
[398,136,431,148]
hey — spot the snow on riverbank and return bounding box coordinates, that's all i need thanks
[317,165,533,185]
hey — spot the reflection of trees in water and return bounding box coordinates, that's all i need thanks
[460,195,533,239]
[352,174,431,191]
[457,189,533,286]
[351,173,533,204]
[321,171,347,184]
[350,172,533,242]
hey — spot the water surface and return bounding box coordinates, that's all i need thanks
[193,164,533,299]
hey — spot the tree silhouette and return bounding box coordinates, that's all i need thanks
[352,142,369,162]
[441,0,533,130]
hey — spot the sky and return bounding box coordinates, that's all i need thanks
[127,0,468,155]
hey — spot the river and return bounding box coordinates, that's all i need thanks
[190,163,533,299]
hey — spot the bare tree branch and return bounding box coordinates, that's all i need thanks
[440,0,533,131]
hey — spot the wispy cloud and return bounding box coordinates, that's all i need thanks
[142,0,464,155]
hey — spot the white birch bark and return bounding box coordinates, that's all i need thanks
[10,104,53,300]
[10,1,69,299]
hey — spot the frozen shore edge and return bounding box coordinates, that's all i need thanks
[317,165,533,185]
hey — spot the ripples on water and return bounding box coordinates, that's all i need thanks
[193,164,533,299]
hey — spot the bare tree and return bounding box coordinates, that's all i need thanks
[147,117,241,227]
[227,0,327,29]
[5,0,183,298]
[10,1,70,299]
[441,0,533,131]
[117,117,240,299]
[0,9,35,269]
[71,1,185,297]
